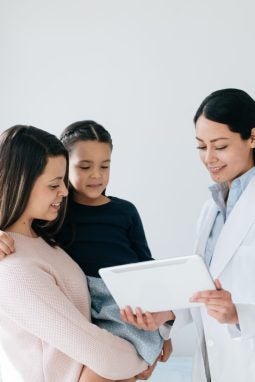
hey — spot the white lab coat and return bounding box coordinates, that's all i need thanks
[172,175,255,382]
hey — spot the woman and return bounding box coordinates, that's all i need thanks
[122,88,255,382]
[0,125,147,381]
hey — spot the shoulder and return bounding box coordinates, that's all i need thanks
[109,196,139,214]
[0,253,44,289]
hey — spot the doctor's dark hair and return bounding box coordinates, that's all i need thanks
[0,125,69,246]
[194,88,255,140]
[60,120,113,152]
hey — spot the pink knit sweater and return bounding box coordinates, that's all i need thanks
[0,233,146,381]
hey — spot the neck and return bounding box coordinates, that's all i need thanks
[73,193,110,206]
[6,219,37,238]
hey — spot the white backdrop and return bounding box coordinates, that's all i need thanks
[1,0,255,355]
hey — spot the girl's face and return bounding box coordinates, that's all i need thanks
[68,140,112,205]
[195,115,255,185]
[24,156,68,224]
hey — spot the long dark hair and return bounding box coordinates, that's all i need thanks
[0,125,69,246]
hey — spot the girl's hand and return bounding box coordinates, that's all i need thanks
[135,339,173,379]
[135,358,158,380]
[120,306,175,331]
[0,231,15,259]
[190,279,239,324]
[158,339,172,362]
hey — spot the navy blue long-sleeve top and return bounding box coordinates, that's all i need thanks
[57,197,153,277]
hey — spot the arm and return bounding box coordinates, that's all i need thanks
[120,307,175,330]
[128,204,153,261]
[190,279,238,324]
[190,279,255,339]
[0,258,147,380]
[121,306,192,339]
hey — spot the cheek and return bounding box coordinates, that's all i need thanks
[199,151,206,163]
[69,168,81,184]
[104,171,110,182]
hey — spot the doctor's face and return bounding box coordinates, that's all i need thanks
[195,116,254,186]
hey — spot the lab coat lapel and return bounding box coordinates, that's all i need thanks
[210,176,255,278]
[194,201,218,257]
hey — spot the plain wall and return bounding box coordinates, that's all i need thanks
[1,0,255,355]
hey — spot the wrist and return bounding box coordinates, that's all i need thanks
[165,311,175,325]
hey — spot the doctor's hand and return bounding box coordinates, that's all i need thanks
[120,306,175,331]
[190,279,239,325]
[0,231,15,259]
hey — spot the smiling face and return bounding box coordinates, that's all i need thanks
[195,115,255,185]
[68,140,112,205]
[14,156,68,236]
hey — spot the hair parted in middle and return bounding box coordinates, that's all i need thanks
[60,120,113,152]
[0,125,69,246]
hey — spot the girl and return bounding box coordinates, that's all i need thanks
[58,121,170,369]
[0,125,148,382]
[121,89,255,382]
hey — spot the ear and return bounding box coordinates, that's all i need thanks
[250,128,255,148]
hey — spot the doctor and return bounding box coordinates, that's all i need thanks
[121,88,255,382]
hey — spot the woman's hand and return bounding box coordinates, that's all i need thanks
[120,306,175,331]
[190,279,239,324]
[0,231,15,259]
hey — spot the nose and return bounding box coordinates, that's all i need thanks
[91,168,102,179]
[59,181,68,197]
[204,148,216,164]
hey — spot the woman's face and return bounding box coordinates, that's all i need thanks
[195,115,254,185]
[25,155,68,222]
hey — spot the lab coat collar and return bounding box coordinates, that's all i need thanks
[210,175,255,278]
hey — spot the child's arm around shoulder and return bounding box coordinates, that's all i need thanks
[0,230,15,258]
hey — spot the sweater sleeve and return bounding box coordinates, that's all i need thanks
[0,258,147,380]
[128,204,153,261]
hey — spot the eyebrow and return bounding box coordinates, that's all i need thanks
[49,176,64,182]
[78,159,111,163]
[196,137,230,143]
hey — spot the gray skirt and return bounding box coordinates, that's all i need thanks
[87,276,163,365]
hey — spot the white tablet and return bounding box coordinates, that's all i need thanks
[99,255,215,311]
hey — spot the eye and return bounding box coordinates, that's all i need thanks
[49,185,60,190]
[80,167,90,170]
[196,146,206,150]
[101,166,109,169]
[215,146,227,150]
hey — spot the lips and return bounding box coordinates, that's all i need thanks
[207,165,225,173]
[51,202,62,209]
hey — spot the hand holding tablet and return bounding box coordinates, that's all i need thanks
[99,255,215,311]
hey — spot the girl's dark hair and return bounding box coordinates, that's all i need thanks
[194,88,255,140]
[60,120,113,152]
[0,125,69,246]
